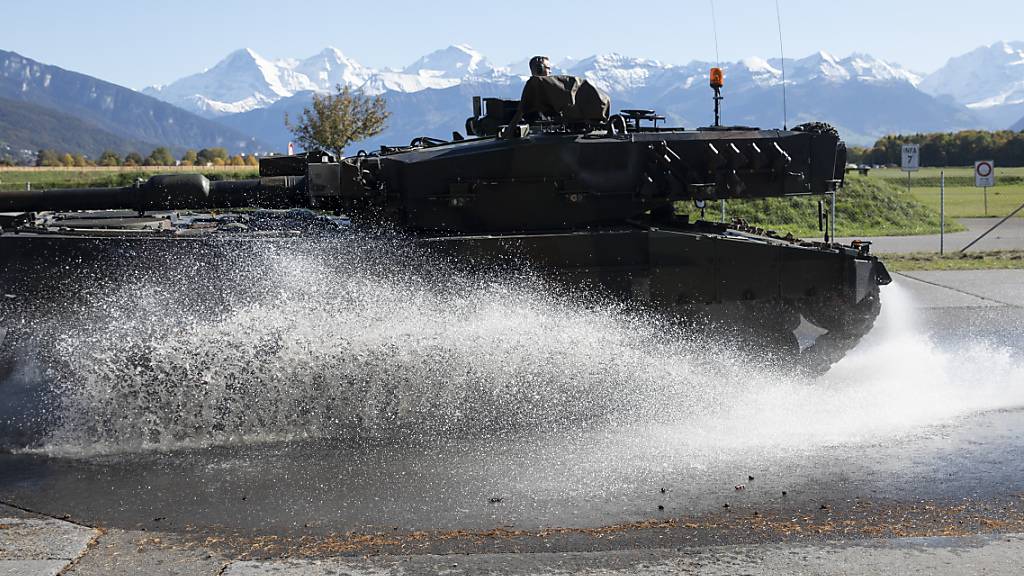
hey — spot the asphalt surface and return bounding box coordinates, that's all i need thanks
[836,217,1024,253]
[1,270,1023,574]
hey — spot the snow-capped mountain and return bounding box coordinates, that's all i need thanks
[144,45,513,116]
[403,44,503,79]
[145,44,988,148]
[143,48,319,116]
[920,41,1024,129]
[146,46,923,120]
[781,51,922,86]
[555,51,920,103]
[293,47,372,92]
[564,53,676,93]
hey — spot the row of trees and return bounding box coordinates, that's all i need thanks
[850,130,1024,167]
[34,147,261,168]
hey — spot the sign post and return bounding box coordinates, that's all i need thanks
[975,160,995,216]
[901,144,920,194]
[940,170,945,255]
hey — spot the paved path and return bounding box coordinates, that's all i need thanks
[0,505,97,576]
[837,217,1024,253]
[6,507,1024,575]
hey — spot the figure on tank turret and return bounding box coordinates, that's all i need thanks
[504,55,611,134]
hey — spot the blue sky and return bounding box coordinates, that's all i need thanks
[4,0,1023,89]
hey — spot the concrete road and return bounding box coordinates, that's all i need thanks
[836,217,1024,253]
[2,270,1023,574]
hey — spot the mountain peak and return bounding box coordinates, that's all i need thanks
[814,50,838,63]
[295,47,370,91]
[403,45,493,78]
[316,46,349,60]
[989,40,1024,54]
[739,57,780,74]
[221,48,261,63]
[450,43,479,55]
[212,48,273,74]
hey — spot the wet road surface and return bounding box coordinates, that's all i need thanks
[1,270,1023,573]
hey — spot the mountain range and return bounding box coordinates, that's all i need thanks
[139,43,1024,149]
[2,42,1024,161]
[0,49,270,160]
[919,41,1024,130]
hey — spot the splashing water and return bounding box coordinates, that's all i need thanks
[664,282,1024,451]
[11,235,1024,457]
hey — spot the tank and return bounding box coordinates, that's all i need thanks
[0,73,890,379]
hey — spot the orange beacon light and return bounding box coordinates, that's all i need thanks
[709,67,724,89]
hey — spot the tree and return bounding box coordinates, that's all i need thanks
[73,153,89,167]
[145,147,175,166]
[182,149,198,165]
[123,152,143,167]
[61,153,75,167]
[229,155,245,166]
[36,149,61,167]
[286,84,389,158]
[98,150,121,166]
[196,147,228,166]
[244,154,259,167]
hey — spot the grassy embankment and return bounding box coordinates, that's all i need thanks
[676,176,959,238]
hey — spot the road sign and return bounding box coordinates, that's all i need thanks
[975,160,995,188]
[901,144,920,172]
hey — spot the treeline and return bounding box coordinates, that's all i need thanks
[849,130,1024,167]
[25,147,260,168]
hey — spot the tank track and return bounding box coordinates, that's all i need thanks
[676,291,882,376]
[798,289,882,374]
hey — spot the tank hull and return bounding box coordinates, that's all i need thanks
[0,222,887,389]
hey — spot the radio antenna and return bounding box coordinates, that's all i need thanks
[775,0,788,130]
[709,0,721,68]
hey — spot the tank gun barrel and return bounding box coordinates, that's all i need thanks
[0,173,311,213]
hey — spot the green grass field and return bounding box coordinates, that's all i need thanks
[861,166,1024,219]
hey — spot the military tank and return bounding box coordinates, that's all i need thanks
[0,69,890,379]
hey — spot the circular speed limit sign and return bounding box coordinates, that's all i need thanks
[975,160,995,187]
